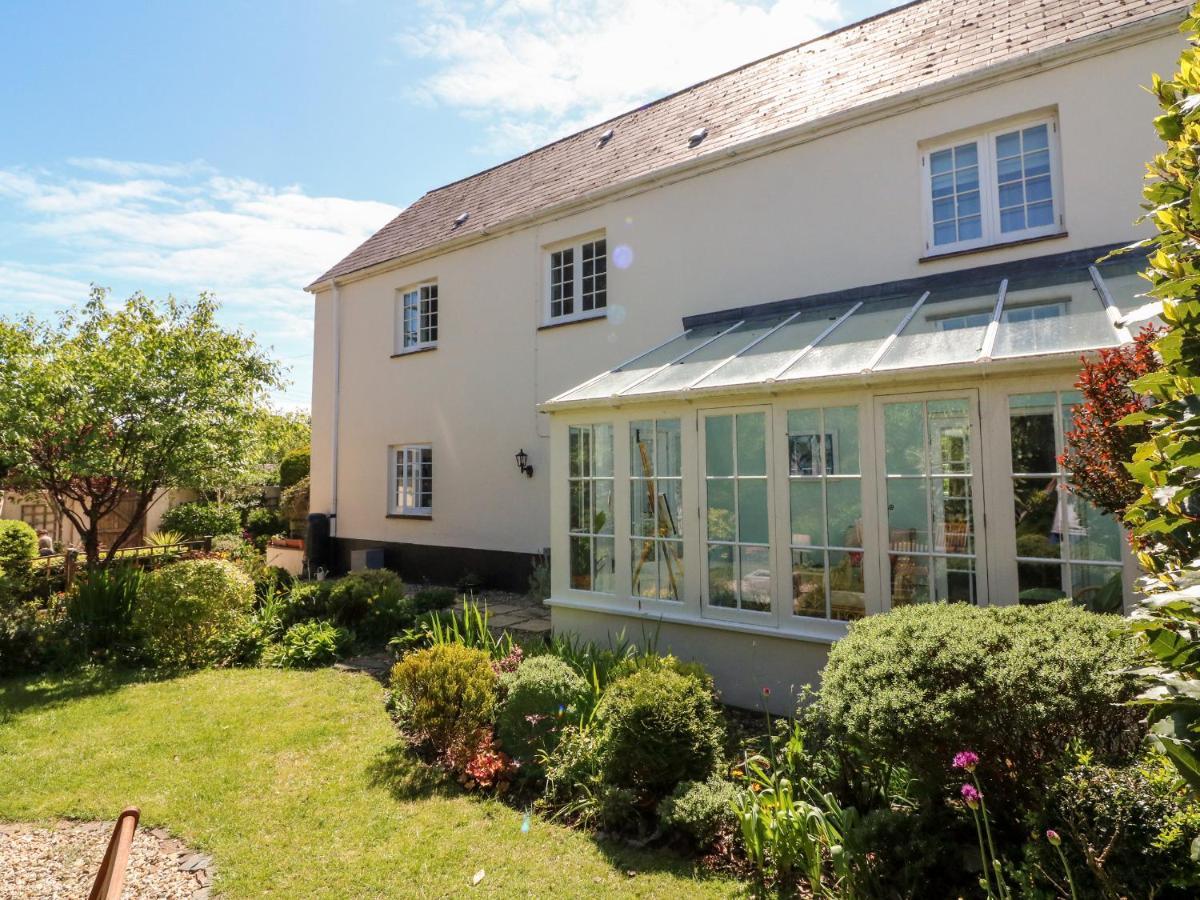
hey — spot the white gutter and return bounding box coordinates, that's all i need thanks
[329,280,342,537]
[305,12,1181,294]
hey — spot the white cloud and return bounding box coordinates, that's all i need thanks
[0,159,401,408]
[400,0,844,153]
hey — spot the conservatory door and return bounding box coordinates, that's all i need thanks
[873,391,988,609]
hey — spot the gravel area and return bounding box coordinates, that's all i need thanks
[0,820,212,899]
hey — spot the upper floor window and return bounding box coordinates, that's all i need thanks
[390,444,432,516]
[547,237,606,323]
[924,117,1061,255]
[935,300,1063,333]
[396,282,438,352]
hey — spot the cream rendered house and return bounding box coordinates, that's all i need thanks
[309,0,1188,708]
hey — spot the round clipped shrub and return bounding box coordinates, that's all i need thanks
[496,655,590,763]
[279,447,310,489]
[133,558,254,667]
[389,644,497,755]
[657,776,738,849]
[0,519,38,577]
[272,619,351,669]
[813,602,1141,812]
[160,502,242,540]
[245,507,285,543]
[324,569,411,639]
[593,668,725,803]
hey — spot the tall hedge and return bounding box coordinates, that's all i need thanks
[279,448,310,489]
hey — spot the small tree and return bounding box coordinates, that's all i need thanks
[1117,5,1200,795]
[1060,325,1160,519]
[0,289,281,566]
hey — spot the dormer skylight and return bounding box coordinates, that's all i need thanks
[688,127,708,147]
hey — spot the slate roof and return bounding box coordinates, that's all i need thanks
[309,0,1186,288]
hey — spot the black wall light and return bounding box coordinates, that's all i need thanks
[515,449,534,478]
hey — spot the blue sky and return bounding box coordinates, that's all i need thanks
[0,0,895,408]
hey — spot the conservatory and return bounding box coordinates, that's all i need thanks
[541,247,1151,709]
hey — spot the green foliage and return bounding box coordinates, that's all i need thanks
[245,507,285,543]
[145,529,184,547]
[0,593,71,676]
[389,644,497,756]
[279,475,309,536]
[279,447,310,489]
[610,652,714,695]
[842,805,965,899]
[133,558,254,667]
[0,519,37,579]
[1118,5,1200,795]
[657,776,737,850]
[592,668,725,804]
[66,565,142,657]
[539,630,639,693]
[1017,751,1200,898]
[527,553,551,600]
[271,619,351,669]
[411,586,456,615]
[0,289,281,565]
[496,655,589,764]
[323,570,410,639]
[407,598,516,660]
[248,409,310,483]
[814,602,1141,814]
[161,502,242,540]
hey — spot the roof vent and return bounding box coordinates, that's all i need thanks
[453,212,469,228]
[597,128,614,147]
[688,127,708,147]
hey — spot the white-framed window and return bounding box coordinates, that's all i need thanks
[389,444,432,516]
[395,282,438,352]
[547,237,607,323]
[1008,392,1124,610]
[787,406,865,622]
[923,116,1062,255]
[630,418,684,602]
[568,423,614,592]
[702,409,772,614]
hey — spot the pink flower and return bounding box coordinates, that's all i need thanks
[952,750,980,773]
[1046,829,1061,847]
[762,686,771,697]
[960,783,981,809]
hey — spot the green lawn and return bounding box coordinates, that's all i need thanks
[0,667,739,898]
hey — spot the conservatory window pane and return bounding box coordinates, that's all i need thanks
[736,413,767,476]
[787,408,822,475]
[594,480,613,534]
[708,544,736,607]
[890,553,931,606]
[887,479,930,549]
[657,419,682,477]
[933,556,977,604]
[1066,495,1123,562]
[593,537,614,593]
[570,537,592,590]
[630,420,655,477]
[738,480,770,545]
[706,480,736,541]
[789,480,824,547]
[593,425,613,477]
[931,478,974,555]
[1071,564,1124,612]
[739,546,772,611]
[826,480,862,548]
[827,550,865,620]
[1018,561,1067,604]
[1013,477,1063,560]
[705,416,734,477]
[632,540,658,598]
[792,550,826,617]
[884,403,926,475]
[928,400,971,474]
[659,481,682,538]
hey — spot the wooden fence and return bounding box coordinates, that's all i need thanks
[31,537,213,593]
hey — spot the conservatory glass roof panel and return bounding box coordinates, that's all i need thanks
[777,295,916,381]
[873,287,1002,371]
[551,323,730,402]
[622,316,789,396]
[990,276,1117,359]
[693,303,859,389]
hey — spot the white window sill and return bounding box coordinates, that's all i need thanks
[920,230,1067,263]
[538,310,608,331]
[546,594,848,645]
[391,344,437,358]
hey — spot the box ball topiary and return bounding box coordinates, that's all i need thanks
[657,776,738,849]
[133,558,254,668]
[496,655,590,763]
[389,644,497,756]
[593,667,725,804]
[812,601,1142,814]
[279,447,310,489]
[0,519,38,577]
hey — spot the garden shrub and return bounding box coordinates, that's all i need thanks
[411,586,456,615]
[542,724,638,832]
[133,558,254,667]
[657,776,737,849]
[389,644,497,756]
[496,655,589,763]
[160,502,241,540]
[0,593,71,676]
[66,565,142,657]
[593,668,725,804]
[1016,751,1200,899]
[245,507,286,546]
[271,619,351,668]
[279,580,330,626]
[279,447,310,489]
[841,805,968,900]
[324,569,412,640]
[610,652,714,695]
[813,602,1141,815]
[0,519,37,580]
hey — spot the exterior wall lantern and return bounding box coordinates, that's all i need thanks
[515,449,534,478]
